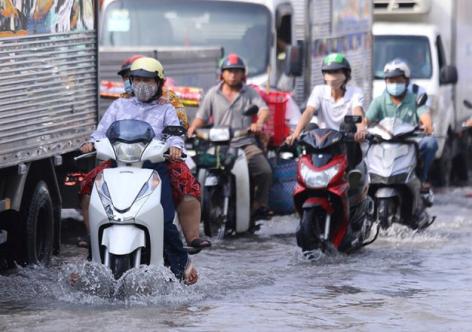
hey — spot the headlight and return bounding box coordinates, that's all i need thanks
[136,171,161,200]
[209,128,231,142]
[95,172,114,218]
[113,142,146,163]
[300,163,340,189]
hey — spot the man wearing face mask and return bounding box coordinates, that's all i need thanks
[79,57,198,285]
[286,53,366,144]
[365,58,438,191]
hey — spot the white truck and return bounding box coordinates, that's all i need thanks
[372,0,472,185]
[0,0,98,267]
[98,0,373,110]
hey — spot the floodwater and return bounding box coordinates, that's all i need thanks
[1,188,472,331]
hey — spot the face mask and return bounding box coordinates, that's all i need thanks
[324,72,346,90]
[386,83,406,97]
[133,81,158,102]
[123,79,133,94]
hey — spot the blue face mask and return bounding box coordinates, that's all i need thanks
[124,79,133,94]
[386,83,406,96]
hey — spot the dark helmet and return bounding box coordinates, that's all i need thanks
[220,53,246,72]
[321,53,351,72]
[117,54,144,77]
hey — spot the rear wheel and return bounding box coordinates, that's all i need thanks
[110,254,132,279]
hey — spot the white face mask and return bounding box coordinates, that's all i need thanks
[133,81,158,102]
[324,72,346,90]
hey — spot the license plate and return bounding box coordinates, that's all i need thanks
[205,176,219,186]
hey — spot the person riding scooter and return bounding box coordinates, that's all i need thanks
[365,58,438,192]
[285,53,372,253]
[79,57,197,284]
[187,53,273,221]
[116,54,210,252]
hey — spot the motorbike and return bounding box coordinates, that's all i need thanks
[76,119,185,279]
[293,116,374,255]
[192,106,259,238]
[366,117,435,230]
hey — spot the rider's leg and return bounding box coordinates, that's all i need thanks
[419,136,439,182]
[167,161,209,248]
[148,162,192,281]
[80,194,90,233]
[244,144,272,216]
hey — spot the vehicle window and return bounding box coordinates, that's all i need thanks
[101,0,271,76]
[373,36,432,79]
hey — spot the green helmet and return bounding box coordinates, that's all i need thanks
[321,53,351,72]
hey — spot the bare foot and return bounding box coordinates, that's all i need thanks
[183,261,198,285]
[68,272,81,287]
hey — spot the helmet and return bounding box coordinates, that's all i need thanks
[117,54,143,77]
[321,53,351,72]
[130,57,165,80]
[220,53,246,72]
[384,58,411,78]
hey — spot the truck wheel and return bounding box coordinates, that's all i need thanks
[24,181,54,265]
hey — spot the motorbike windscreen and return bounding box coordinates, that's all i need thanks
[100,0,271,76]
[374,36,432,79]
[106,120,155,144]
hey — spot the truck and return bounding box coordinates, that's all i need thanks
[98,0,373,115]
[372,0,472,185]
[0,0,99,267]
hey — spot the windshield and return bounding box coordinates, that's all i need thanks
[374,36,432,79]
[100,0,271,76]
[106,120,155,144]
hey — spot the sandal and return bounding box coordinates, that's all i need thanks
[190,238,212,250]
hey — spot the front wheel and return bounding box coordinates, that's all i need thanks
[110,254,132,279]
[296,208,323,252]
[377,198,396,230]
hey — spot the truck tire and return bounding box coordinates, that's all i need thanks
[24,181,54,265]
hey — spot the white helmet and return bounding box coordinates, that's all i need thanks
[383,58,411,79]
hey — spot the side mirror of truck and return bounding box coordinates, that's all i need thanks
[284,41,304,77]
[439,65,458,85]
[464,100,472,109]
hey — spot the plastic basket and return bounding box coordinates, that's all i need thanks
[251,86,291,147]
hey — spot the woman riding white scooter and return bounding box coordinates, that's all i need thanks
[78,57,197,284]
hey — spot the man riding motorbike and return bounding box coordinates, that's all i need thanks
[285,52,370,249]
[365,58,438,192]
[187,53,273,220]
[79,57,198,284]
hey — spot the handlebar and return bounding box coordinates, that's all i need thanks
[74,151,96,161]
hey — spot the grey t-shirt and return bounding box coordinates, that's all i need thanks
[196,83,268,147]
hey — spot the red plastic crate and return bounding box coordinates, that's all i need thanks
[252,86,291,147]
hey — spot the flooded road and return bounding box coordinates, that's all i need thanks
[1,187,472,331]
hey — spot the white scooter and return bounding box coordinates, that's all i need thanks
[366,117,435,230]
[77,119,184,279]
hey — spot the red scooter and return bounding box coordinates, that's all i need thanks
[292,116,374,255]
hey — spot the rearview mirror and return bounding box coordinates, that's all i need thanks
[440,65,458,85]
[243,105,259,116]
[163,125,186,136]
[464,100,472,109]
[416,93,428,108]
[284,41,304,77]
